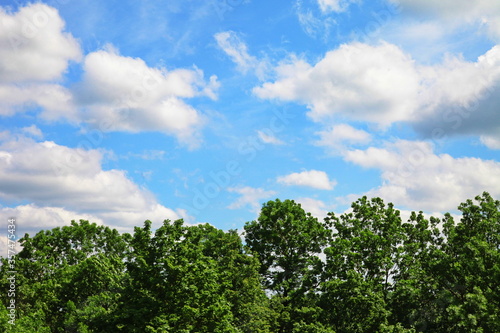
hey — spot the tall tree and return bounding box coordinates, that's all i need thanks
[321,196,406,332]
[244,199,330,332]
[434,192,500,332]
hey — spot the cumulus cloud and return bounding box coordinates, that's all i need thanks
[0,3,81,83]
[277,170,336,190]
[255,41,500,140]
[0,204,102,256]
[0,4,80,120]
[254,42,420,127]
[0,83,76,120]
[344,140,500,212]
[73,46,219,148]
[412,46,500,139]
[0,204,103,232]
[0,4,219,148]
[227,186,276,212]
[0,136,186,231]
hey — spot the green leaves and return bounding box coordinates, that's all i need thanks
[120,219,269,332]
[245,199,329,294]
[1,193,499,332]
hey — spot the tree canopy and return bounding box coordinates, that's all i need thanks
[1,192,499,332]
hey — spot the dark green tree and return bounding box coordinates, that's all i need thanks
[434,192,500,332]
[244,199,330,332]
[118,219,270,332]
[0,220,130,332]
[321,196,406,332]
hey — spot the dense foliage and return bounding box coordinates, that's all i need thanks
[1,192,499,332]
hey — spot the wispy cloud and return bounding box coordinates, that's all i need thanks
[257,130,285,145]
[214,31,270,80]
[315,124,371,152]
[227,186,277,212]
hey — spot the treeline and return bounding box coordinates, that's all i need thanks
[1,192,499,332]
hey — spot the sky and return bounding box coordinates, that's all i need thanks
[0,0,500,249]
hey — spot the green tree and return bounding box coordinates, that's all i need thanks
[244,199,330,332]
[434,192,500,332]
[118,219,270,332]
[321,196,405,332]
[391,192,500,332]
[0,220,130,332]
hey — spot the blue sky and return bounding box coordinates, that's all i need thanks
[1,0,500,244]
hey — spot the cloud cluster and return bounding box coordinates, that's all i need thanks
[74,47,219,148]
[277,169,336,190]
[0,135,185,231]
[344,140,500,212]
[254,42,500,145]
[254,42,420,126]
[0,4,219,148]
[0,4,80,119]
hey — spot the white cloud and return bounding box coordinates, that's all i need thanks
[385,0,500,43]
[315,124,371,151]
[215,31,257,73]
[0,4,80,121]
[21,125,43,138]
[0,136,186,231]
[0,3,81,83]
[257,130,284,145]
[0,204,103,231]
[214,31,269,79]
[72,47,219,148]
[296,1,337,40]
[0,83,76,120]
[227,186,276,212]
[0,4,219,148]
[344,140,500,212]
[255,42,500,139]
[295,197,329,219]
[254,42,420,127]
[317,0,357,13]
[277,170,336,190]
[0,204,103,256]
[480,135,500,150]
